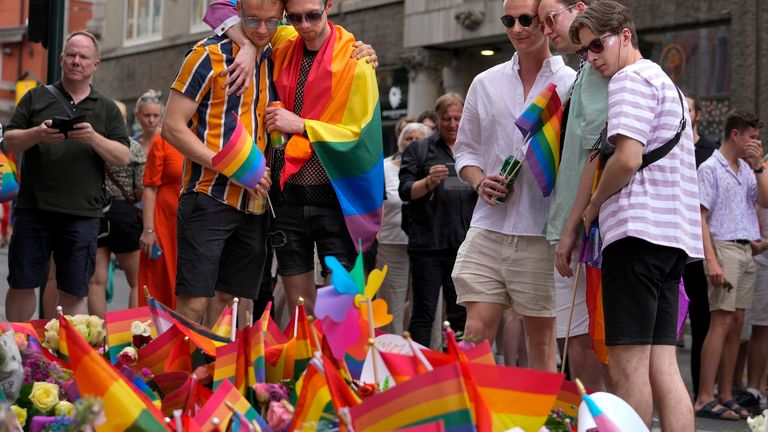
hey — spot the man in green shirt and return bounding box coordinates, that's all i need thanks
[538,0,608,391]
[3,31,130,320]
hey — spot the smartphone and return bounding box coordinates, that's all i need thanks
[150,243,163,260]
[50,113,87,137]
[443,162,470,191]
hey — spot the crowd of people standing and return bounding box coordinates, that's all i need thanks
[1,1,767,431]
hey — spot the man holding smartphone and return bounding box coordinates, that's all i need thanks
[3,31,130,320]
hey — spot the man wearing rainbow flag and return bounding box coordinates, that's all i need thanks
[452,0,575,372]
[204,0,384,315]
[162,0,279,326]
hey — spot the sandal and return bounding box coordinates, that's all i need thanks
[695,400,739,421]
[721,399,750,419]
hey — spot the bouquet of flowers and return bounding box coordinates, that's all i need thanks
[43,315,106,353]
[253,383,294,431]
[749,409,768,432]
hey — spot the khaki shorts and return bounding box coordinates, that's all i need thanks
[706,240,756,312]
[554,242,589,338]
[452,227,555,317]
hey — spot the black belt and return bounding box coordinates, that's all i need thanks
[726,239,751,245]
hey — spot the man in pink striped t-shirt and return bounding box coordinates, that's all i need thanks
[572,2,703,431]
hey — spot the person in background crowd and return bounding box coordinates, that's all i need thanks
[138,133,184,310]
[132,90,163,154]
[3,31,130,320]
[694,110,768,420]
[417,110,437,132]
[572,2,703,428]
[453,0,575,372]
[680,92,718,400]
[538,0,607,390]
[394,116,416,142]
[399,92,472,347]
[86,100,146,317]
[378,122,431,334]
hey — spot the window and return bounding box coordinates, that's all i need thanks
[124,0,163,45]
[190,0,211,33]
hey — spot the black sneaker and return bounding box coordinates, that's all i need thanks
[734,391,762,415]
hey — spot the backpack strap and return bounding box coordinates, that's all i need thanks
[44,85,77,118]
[639,86,686,170]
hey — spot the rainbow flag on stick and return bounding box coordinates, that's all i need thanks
[105,306,154,362]
[273,23,383,251]
[350,363,476,432]
[514,83,563,197]
[58,315,169,431]
[0,153,19,202]
[211,113,266,189]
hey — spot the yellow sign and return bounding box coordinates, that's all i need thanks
[15,80,38,105]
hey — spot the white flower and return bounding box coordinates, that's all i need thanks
[130,320,151,337]
[748,410,768,432]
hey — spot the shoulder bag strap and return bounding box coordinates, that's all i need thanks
[105,169,137,206]
[44,85,77,118]
[639,86,686,170]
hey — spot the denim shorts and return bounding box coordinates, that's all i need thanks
[8,208,100,297]
[175,192,269,300]
[271,202,356,277]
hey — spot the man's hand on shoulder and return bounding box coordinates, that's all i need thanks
[265,106,305,135]
[222,42,257,96]
[67,122,98,146]
[39,120,66,143]
[351,41,378,69]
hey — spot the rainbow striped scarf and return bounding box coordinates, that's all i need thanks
[273,22,384,251]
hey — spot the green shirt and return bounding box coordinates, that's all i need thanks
[546,64,608,242]
[6,82,129,217]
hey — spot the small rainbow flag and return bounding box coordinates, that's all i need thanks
[193,379,269,431]
[0,153,18,202]
[137,324,189,375]
[514,83,562,139]
[245,321,266,387]
[292,362,336,431]
[516,83,563,197]
[260,301,288,348]
[211,113,266,190]
[58,314,169,431]
[350,363,476,432]
[105,306,155,363]
[553,380,583,418]
[211,305,233,339]
[213,329,247,393]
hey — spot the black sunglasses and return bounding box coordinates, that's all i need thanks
[500,14,538,28]
[576,33,618,61]
[285,6,325,25]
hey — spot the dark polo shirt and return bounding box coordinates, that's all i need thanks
[6,81,129,217]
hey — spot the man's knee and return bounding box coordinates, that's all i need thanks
[176,295,208,322]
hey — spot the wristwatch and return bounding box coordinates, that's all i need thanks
[754,167,764,174]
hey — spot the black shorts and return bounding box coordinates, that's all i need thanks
[602,236,688,346]
[97,199,141,253]
[175,192,269,300]
[8,208,100,297]
[271,202,356,277]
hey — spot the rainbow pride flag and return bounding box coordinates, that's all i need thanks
[137,323,189,375]
[514,83,562,139]
[211,113,266,189]
[245,321,266,386]
[213,329,247,393]
[273,22,383,252]
[516,83,563,197]
[148,296,230,356]
[553,380,583,418]
[292,362,336,431]
[462,362,564,432]
[105,306,154,362]
[194,379,269,431]
[211,305,233,339]
[350,363,476,432]
[58,315,169,431]
[260,301,288,348]
[0,152,18,202]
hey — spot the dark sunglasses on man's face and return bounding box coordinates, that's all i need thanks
[500,14,538,29]
[285,7,325,25]
[575,33,617,61]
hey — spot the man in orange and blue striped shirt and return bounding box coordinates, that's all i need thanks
[161,0,281,326]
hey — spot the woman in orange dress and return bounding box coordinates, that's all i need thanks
[138,135,184,308]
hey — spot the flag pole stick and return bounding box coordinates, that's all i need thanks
[561,262,583,374]
[307,315,323,355]
[294,297,303,339]
[365,298,381,390]
[231,297,239,341]
[403,331,433,371]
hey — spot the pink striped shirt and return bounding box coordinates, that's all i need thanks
[601,59,704,259]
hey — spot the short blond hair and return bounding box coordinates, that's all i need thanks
[434,93,464,117]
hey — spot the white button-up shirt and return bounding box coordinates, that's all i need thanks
[455,54,576,236]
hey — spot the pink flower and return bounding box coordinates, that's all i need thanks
[117,347,138,366]
[254,383,269,403]
[266,400,293,431]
